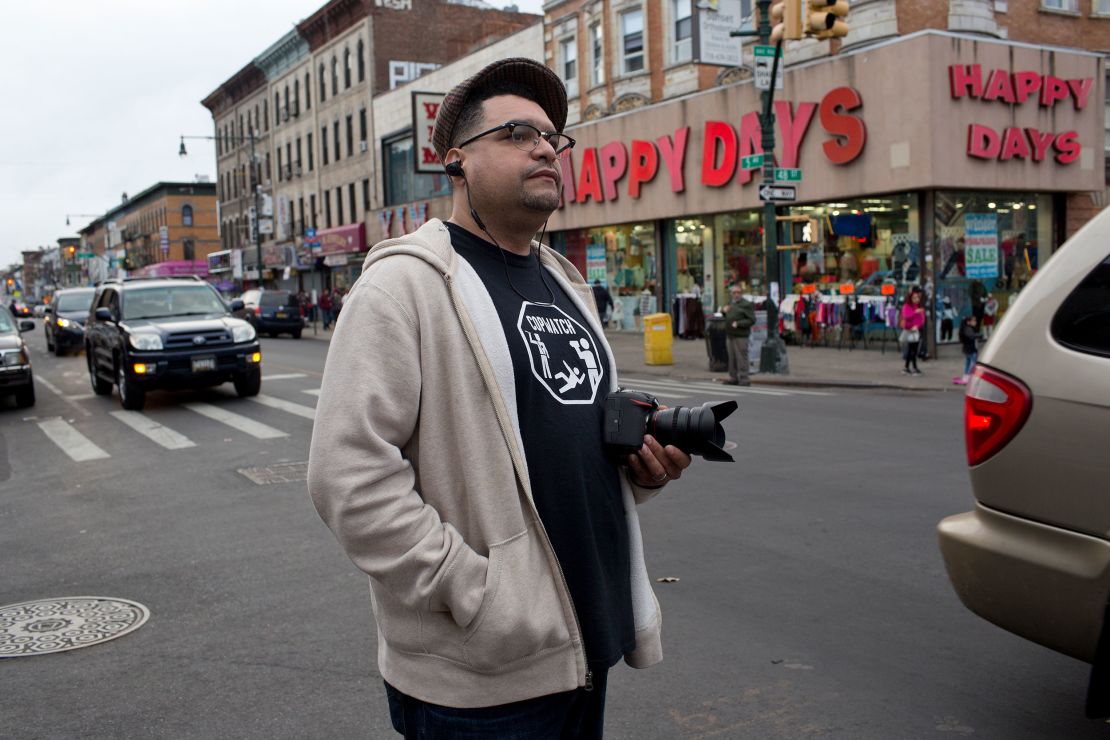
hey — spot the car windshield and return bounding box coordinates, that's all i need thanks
[56,291,95,312]
[122,286,227,320]
[0,311,14,333]
[260,292,297,308]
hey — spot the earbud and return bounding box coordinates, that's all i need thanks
[445,161,464,177]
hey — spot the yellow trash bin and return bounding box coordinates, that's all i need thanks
[642,312,673,365]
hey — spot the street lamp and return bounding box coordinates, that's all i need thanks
[65,213,99,227]
[178,133,265,289]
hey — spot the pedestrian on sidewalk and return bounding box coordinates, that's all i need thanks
[592,279,614,325]
[318,289,333,329]
[900,288,925,375]
[722,284,755,386]
[954,314,982,385]
[308,58,691,740]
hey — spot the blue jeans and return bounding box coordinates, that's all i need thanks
[384,670,609,739]
[964,350,977,376]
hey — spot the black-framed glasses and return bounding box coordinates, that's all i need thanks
[456,121,576,155]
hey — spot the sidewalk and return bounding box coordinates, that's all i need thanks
[301,323,964,391]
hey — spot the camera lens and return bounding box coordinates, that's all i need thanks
[650,401,737,461]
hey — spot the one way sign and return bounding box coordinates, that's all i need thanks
[759,184,797,202]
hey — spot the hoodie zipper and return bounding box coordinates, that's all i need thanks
[443,271,591,689]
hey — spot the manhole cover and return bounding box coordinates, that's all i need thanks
[0,597,150,658]
[238,460,308,485]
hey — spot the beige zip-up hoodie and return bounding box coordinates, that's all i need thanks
[308,219,663,709]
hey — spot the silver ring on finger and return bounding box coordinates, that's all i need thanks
[651,472,668,483]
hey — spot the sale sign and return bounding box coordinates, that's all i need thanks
[412,91,445,174]
[964,213,999,280]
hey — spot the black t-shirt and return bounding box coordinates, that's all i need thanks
[448,222,634,669]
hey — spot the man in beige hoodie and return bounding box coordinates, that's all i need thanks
[308,58,690,739]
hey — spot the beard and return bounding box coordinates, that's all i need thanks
[521,186,561,213]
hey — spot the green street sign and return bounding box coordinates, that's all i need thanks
[754,45,776,58]
[773,168,802,182]
[741,153,765,171]
[76,252,94,258]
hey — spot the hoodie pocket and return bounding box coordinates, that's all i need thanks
[461,529,572,673]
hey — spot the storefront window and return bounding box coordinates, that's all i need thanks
[559,221,658,330]
[713,210,764,304]
[668,217,714,313]
[384,134,451,206]
[933,191,1051,342]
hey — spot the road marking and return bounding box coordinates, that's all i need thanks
[67,393,96,401]
[249,394,316,420]
[183,402,288,439]
[36,377,64,397]
[109,411,196,450]
[302,389,321,397]
[36,418,110,461]
[627,377,791,398]
[261,373,307,381]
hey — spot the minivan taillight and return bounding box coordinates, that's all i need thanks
[254,305,262,316]
[964,365,1033,467]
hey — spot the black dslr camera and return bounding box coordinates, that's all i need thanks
[602,390,737,462]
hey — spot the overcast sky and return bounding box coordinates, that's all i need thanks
[1,0,543,269]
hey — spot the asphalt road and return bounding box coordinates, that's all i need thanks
[0,321,1102,738]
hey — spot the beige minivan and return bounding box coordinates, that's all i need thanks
[938,206,1110,716]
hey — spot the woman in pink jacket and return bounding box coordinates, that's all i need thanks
[900,288,926,375]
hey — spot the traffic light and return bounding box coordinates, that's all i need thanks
[770,0,802,43]
[807,0,849,40]
[67,245,76,258]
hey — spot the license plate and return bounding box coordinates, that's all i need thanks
[275,312,287,318]
[192,356,216,372]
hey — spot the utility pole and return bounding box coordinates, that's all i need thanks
[733,0,788,374]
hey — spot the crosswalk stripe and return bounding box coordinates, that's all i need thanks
[249,394,316,420]
[262,373,307,381]
[36,418,110,461]
[183,402,288,439]
[109,411,196,450]
[302,389,321,397]
[626,377,790,398]
[624,375,832,398]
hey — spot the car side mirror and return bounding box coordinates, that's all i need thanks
[230,299,244,312]
[95,307,113,322]
[19,320,34,332]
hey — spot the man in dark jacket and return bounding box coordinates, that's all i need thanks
[592,279,614,324]
[723,284,756,386]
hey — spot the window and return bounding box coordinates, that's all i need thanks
[1052,255,1110,357]
[673,0,692,63]
[298,198,305,236]
[349,183,357,221]
[362,178,370,212]
[590,21,605,86]
[359,108,367,144]
[263,100,269,131]
[383,133,451,206]
[336,186,344,225]
[1096,0,1110,12]
[277,149,283,182]
[182,204,194,227]
[308,133,314,171]
[344,48,352,88]
[274,93,280,125]
[265,152,271,181]
[294,79,300,114]
[183,238,195,261]
[333,120,341,161]
[324,191,332,228]
[1041,0,1078,9]
[284,84,290,117]
[621,9,645,74]
[286,143,292,177]
[310,194,317,229]
[559,36,578,97]
[331,56,339,96]
[346,115,354,157]
[320,63,327,102]
[305,72,311,110]
[322,127,329,166]
[357,39,366,82]
[296,138,303,171]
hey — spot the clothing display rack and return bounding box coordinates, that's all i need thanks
[671,294,705,338]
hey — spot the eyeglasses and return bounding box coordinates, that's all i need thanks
[456,121,576,155]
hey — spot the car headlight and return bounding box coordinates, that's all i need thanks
[2,350,28,366]
[232,323,256,343]
[129,333,163,351]
[56,318,71,328]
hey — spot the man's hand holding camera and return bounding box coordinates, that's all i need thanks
[627,435,692,487]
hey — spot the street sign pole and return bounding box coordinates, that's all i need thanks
[756,1,788,374]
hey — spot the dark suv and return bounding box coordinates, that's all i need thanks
[85,277,262,411]
[45,287,96,356]
[234,289,303,338]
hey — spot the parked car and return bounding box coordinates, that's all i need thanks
[8,300,32,318]
[233,289,303,338]
[45,287,96,356]
[85,277,262,411]
[0,311,35,408]
[938,206,1110,717]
